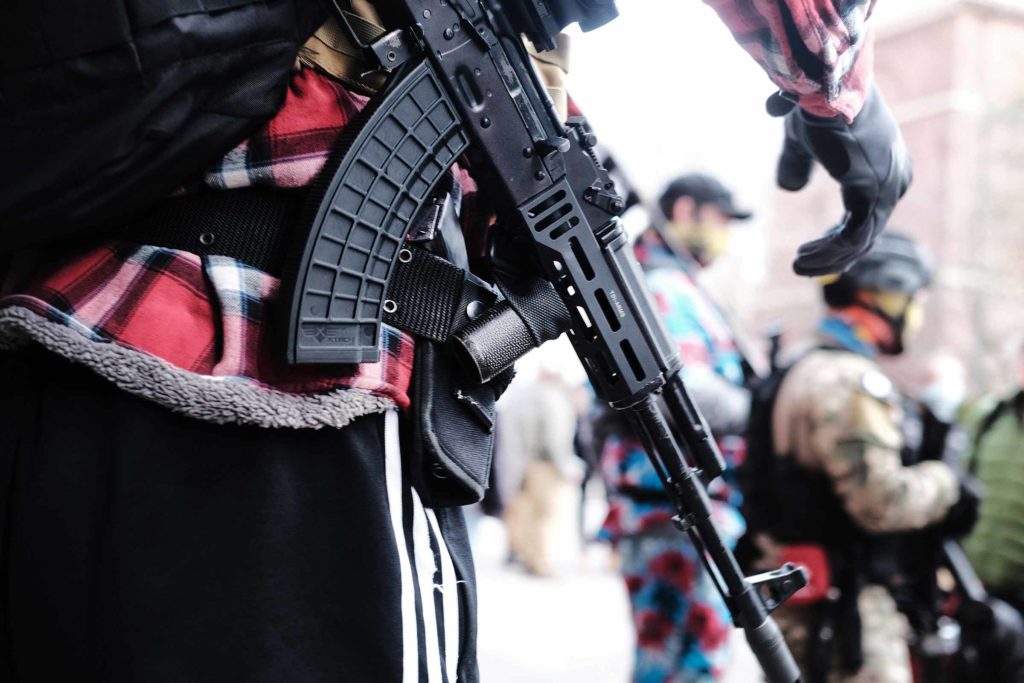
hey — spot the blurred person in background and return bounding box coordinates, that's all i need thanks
[499,367,583,577]
[905,351,971,504]
[896,349,1024,682]
[742,233,979,683]
[963,340,1024,612]
[571,383,603,549]
[597,174,753,682]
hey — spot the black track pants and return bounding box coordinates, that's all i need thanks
[0,349,477,682]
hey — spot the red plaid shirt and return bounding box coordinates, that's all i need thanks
[704,0,876,122]
[0,70,414,426]
[0,4,874,425]
[1,242,413,404]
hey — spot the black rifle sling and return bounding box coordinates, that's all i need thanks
[383,246,498,342]
[119,188,306,276]
[969,397,1016,475]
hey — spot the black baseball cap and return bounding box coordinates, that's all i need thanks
[658,174,752,222]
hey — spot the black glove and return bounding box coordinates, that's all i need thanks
[775,85,912,276]
[935,477,982,539]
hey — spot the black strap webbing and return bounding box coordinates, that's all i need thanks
[120,190,499,346]
[384,246,499,342]
[385,247,464,341]
[119,188,306,276]
[969,393,1022,475]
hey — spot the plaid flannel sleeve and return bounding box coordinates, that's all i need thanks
[703,0,876,122]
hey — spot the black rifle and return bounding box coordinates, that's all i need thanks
[598,149,766,381]
[282,1,805,679]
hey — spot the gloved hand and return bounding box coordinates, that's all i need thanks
[935,476,982,539]
[775,85,913,276]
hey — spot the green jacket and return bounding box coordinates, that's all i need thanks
[963,390,1024,592]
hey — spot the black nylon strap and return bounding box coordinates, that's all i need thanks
[384,247,465,342]
[384,246,500,343]
[122,186,502,349]
[969,394,1021,475]
[119,188,306,276]
[122,185,495,346]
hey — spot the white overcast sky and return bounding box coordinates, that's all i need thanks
[565,2,783,213]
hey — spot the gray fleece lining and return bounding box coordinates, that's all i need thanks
[0,306,394,429]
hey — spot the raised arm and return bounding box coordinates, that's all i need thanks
[703,0,876,121]
[704,0,911,277]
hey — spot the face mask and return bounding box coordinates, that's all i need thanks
[903,299,925,339]
[668,221,732,266]
[862,290,924,355]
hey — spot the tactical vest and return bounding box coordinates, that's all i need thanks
[0,0,327,248]
[742,354,862,551]
[741,350,896,679]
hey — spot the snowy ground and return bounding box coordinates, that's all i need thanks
[472,488,761,682]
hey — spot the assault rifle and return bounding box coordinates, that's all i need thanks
[282,1,806,679]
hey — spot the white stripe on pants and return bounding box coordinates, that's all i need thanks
[383,410,461,682]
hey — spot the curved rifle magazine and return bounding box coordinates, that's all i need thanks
[282,59,469,365]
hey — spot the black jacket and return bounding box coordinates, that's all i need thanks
[0,0,327,248]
